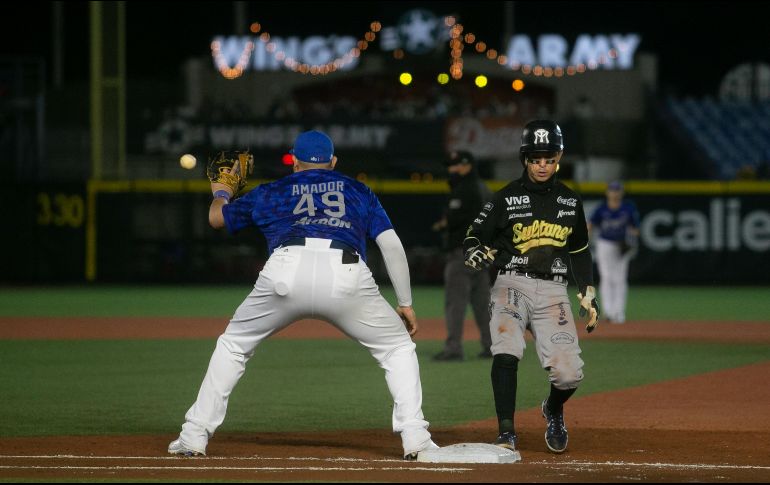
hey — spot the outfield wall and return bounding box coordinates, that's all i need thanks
[2,180,769,284]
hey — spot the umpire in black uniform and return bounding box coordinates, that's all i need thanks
[432,150,493,361]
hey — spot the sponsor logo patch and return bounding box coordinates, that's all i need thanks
[507,288,522,307]
[557,196,578,207]
[505,256,529,267]
[557,209,575,218]
[557,302,569,325]
[505,195,530,206]
[502,307,523,321]
[551,258,568,274]
[550,332,575,344]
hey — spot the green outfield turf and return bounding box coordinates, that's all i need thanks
[0,285,769,320]
[0,338,768,437]
[1,285,768,439]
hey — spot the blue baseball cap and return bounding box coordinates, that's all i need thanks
[290,130,334,163]
[607,180,624,191]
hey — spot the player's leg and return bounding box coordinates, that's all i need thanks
[315,252,434,458]
[173,248,306,455]
[596,238,618,322]
[488,275,533,449]
[529,280,584,453]
[603,241,629,323]
[615,251,632,323]
[437,250,471,359]
[469,265,493,356]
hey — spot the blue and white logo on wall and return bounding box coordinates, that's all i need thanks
[380,9,449,54]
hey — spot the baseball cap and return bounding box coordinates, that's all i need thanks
[445,150,475,167]
[607,180,624,191]
[290,130,334,163]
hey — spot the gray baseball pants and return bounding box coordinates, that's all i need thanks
[489,273,584,390]
[442,249,493,355]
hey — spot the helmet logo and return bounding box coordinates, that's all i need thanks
[534,129,549,144]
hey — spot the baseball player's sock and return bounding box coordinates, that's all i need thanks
[491,354,519,433]
[498,418,515,434]
[546,384,576,414]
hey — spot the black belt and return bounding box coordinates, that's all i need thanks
[280,237,360,263]
[498,269,566,283]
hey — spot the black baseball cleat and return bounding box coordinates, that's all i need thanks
[493,431,518,451]
[477,349,493,359]
[433,350,464,362]
[403,451,419,461]
[403,440,439,460]
[541,399,568,453]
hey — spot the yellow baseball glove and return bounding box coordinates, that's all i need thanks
[206,150,254,197]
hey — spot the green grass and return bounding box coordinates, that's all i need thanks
[0,285,767,439]
[0,285,768,320]
[0,338,767,437]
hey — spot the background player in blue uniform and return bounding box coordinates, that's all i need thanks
[169,130,438,460]
[588,181,640,324]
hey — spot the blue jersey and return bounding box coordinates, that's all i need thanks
[590,200,640,242]
[222,169,393,261]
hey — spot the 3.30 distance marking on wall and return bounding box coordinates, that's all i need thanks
[36,193,85,228]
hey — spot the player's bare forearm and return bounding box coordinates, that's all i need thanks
[209,197,227,229]
[397,305,418,336]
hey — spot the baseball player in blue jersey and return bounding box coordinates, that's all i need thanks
[168,130,438,460]
[588,181,640,324]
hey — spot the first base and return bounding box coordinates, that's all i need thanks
[416,443,521,464]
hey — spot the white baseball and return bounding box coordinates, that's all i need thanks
[180,154,197,169]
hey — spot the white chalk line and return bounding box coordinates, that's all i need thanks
[0,465,470,473]
[1,455,768,471]
[0,455,403,463]
[527,460,770,471]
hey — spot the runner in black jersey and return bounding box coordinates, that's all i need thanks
[463,120,599,455]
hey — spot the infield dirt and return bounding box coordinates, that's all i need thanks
[1,318,769,481]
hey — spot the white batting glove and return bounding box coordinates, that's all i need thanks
[464,245,497,271]
[577,286,600,333]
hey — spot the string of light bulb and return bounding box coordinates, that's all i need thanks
[444,15,624,78]
[210,21,382,79]
[210,39,255,80]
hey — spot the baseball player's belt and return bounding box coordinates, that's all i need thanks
[498,269,566,284]
[280,237,360,263]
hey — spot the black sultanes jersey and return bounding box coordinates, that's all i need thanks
[464,176,589,276]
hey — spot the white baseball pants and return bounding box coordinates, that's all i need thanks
[595,238,631,323]
[177,239,432,456]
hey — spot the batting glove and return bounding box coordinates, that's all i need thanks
[577,286,600,333]
[464,245,497,271]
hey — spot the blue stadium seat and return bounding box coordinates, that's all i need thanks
[665,96,770,179]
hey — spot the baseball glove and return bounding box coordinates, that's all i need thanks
[206,150,254,196]
[620,233,639,257]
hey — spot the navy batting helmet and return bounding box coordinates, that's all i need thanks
[519,120,564,165]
